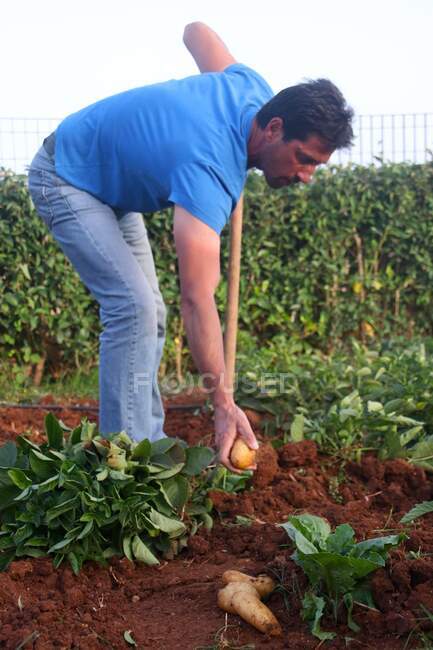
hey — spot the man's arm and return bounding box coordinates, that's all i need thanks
[183,22,237,73]
[173,206,257,471]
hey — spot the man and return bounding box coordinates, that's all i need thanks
[28,22,353,472]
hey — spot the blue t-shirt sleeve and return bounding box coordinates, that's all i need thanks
[168,163,233,235]
[223,63,274,100]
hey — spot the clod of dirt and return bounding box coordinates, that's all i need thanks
[208,490,255,516]
[278,440,318,467]
[252,443,279,488]
[188,534,210,555]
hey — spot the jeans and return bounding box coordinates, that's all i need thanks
[28,144,167,442]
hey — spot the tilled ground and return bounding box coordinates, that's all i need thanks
[1,401,433,649]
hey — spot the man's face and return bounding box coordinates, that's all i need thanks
[257,120,333,188]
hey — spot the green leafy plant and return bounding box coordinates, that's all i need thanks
[206,466,253,493]
[0,413,214,573]
[280,513,406,641]
[235,338,433,464]
[400,500,433,524]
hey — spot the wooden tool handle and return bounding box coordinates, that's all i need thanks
[224,194,244,392]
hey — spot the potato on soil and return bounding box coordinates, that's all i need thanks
[218,581,282,636]
[222,570,276,598]
[230,439,256,469]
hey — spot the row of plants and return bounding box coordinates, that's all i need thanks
[1,160,432,379]
[236,336,433,466]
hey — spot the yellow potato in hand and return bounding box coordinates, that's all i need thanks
[230,439,256,470]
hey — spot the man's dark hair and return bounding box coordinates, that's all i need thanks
[256,78,354,150]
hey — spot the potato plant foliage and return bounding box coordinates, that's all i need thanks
[0,414,214,573]
[1,161,432,376]
[281,514,406,640]
[236,338,433,463]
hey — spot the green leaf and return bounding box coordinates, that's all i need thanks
[17,547,46,558]
[290,414,305,442]
[409,437,433,471]
[281,521,318,554]
[80,421,97,442]
[45,413,65,449]
[108,469,133,481]
[46,496,79,523]
[281,514,331,552]
[147,509,186,537]
[7,468,32,490]
[29,449,57,479]
[199,513,214,530]
[0,535,14,550]
[151,439,186,468]
[367,401,383,413]
[25,537,47,547]
[48,538,72,553]
[159,475,190,511]
[96,467,109,482]
[131,535,159,566]
[400,500,433,524]
[326,524,355,555]
[0,549,15,571]
[379,430,404,460]
[302,592,335,641]
[150,438,178,456]
[0,442,17,468]
[68,551,80,575]
[151,463,184,480]
[400,425,423,447]
[183,447,214,476]
[13,485,33,502]
[13,524,34,545]
[351,534,406,562]
[16,436,41,454]
[0,484,22,510]
[69,425,83,445]
[37,475,59,494]
[131,439,152,461]
[76,520,94,540]
[344,593,360,633]
[123,535,133,562]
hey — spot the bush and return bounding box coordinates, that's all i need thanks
[0,172,98,380]
[1,160,432,378]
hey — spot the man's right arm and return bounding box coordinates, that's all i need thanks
[173,205,257,471]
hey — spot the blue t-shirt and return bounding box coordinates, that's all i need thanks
[54,64,273,234]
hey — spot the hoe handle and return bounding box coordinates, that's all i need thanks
[224,194,244,392]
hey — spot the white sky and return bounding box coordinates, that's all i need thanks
[2,0,432,119]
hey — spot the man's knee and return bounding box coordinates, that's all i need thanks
[101,288,158,337]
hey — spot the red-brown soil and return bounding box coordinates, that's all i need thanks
[1,402,433,649]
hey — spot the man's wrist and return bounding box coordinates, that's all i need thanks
[212,390,235,409]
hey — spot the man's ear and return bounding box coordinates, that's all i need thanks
[264,116,284,143]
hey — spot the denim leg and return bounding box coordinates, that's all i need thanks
[28,147,165,442]
[117,212,167,440]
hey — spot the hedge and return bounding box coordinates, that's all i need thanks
[0,161,432,379]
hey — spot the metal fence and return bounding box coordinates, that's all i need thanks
[0,118,61,174]
[0,113,432,174]
[334,113,433,166]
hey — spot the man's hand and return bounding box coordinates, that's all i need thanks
[214,402,259,473]
[183,22,237,73]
